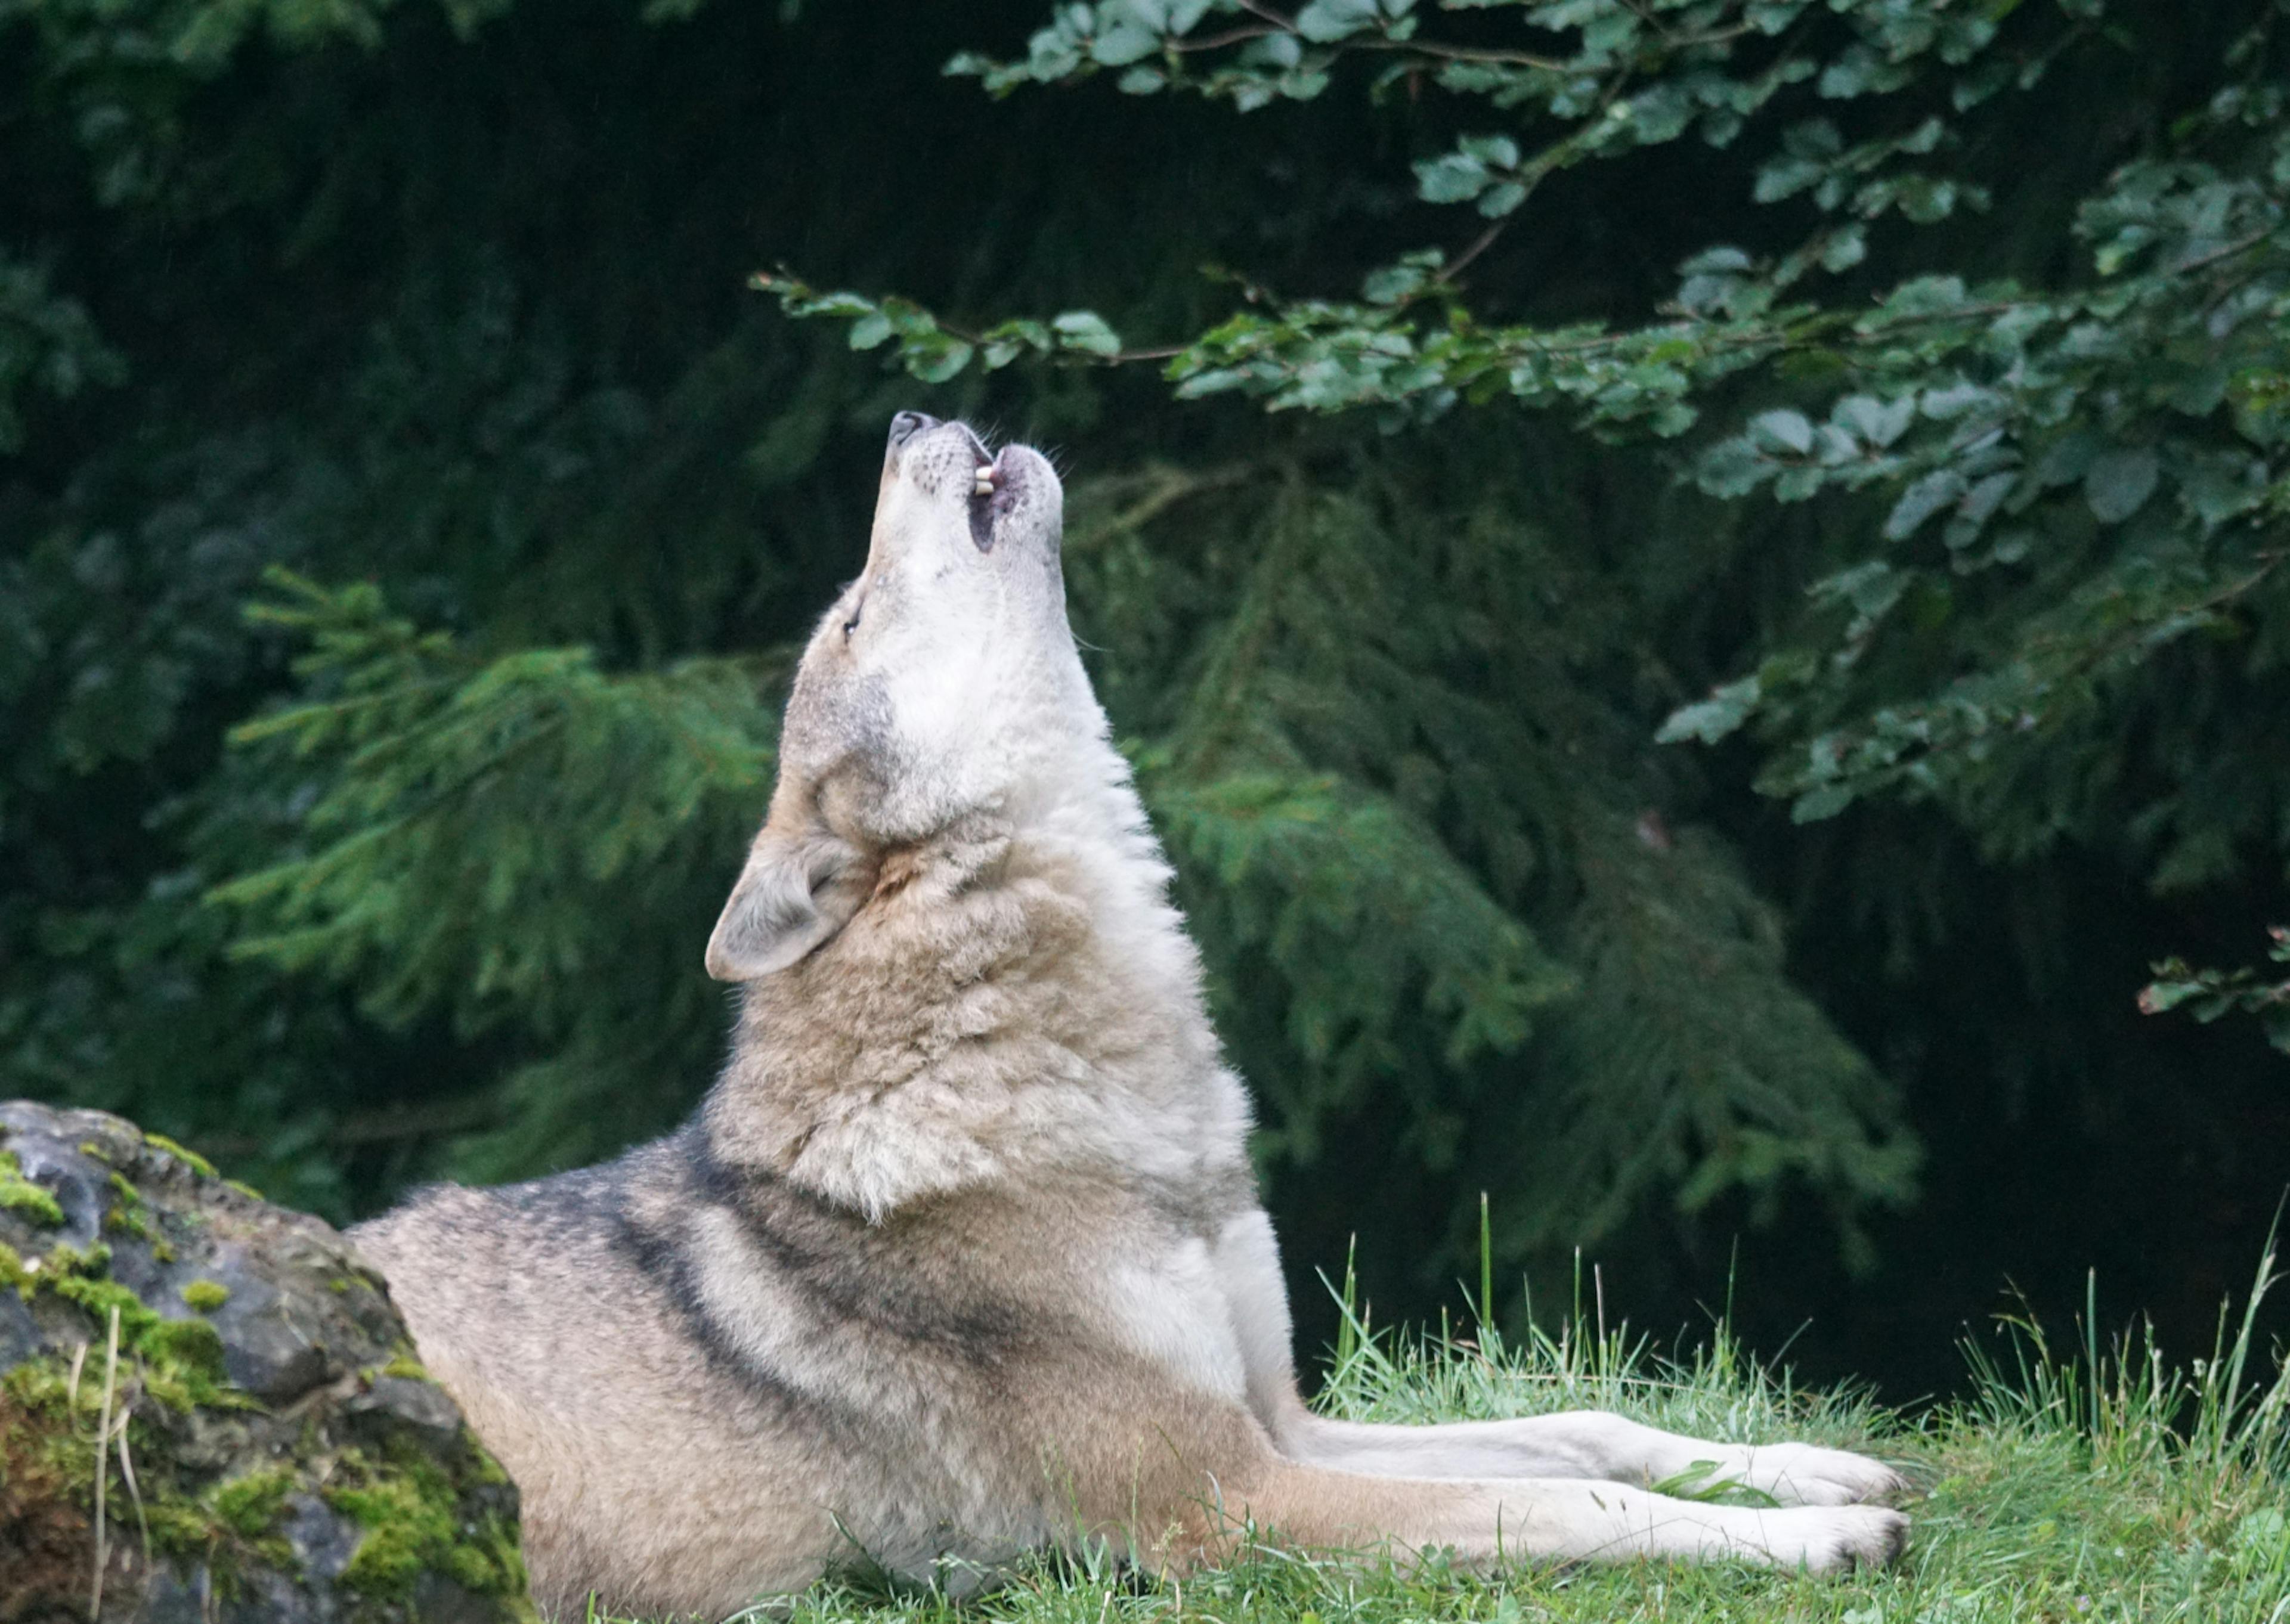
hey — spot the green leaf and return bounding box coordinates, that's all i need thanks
[1819,224,1869,271]
[1834,393,1915,448]
[2178,453,2265,528]
[1658,678,1763,745]
[1456,134,1520,169]
[1415,152,1490,204]
[1477,181,1529,218]
[1295,0,1381,42]
[1884,469,1967,540]
[2084,447,2159,523]
[1791,784,1855,823]
[1051,309,1124,357]
[1361,256,1437,305]
[909,338,974,383]
[1750,408,1814,455]
[1090,21,1161,65]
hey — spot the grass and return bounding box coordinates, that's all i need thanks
[599,1238,2290,1624]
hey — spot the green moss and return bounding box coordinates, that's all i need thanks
[139,1319,233,1409]
[141,1132,218,1179]
[78,1139,112,1163]
[2,1354,98,1429]
[444,1536,517,1592]
[5,1364,298,1583]
[105,1200,157,1245]
[12,1241,237,1411]
[0,1358,97,1570]
[466,1440,513,1490]
[143,1460,297,1575]
[143,1499,226,1555]
[0,1195,532,1620]
[8,1331,530,1619]
[40,1241,146,1327]
[329,1448,460,1598]
[0,1358,202,1572]
[0,1150,66,1228]
[107,1173,177,1257]
[328,1440,526,1603]
[1,1186,66,1226]
[209,1464,296,1538]
[1,1164,531,1618]
[223,1178,265,1201]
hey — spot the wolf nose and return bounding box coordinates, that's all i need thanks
[887,411,939,452]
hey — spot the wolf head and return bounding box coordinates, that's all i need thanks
[705,413,1115,982]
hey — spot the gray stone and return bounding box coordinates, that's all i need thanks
[281,1492,364,1584]
[0,1101,536,1624]
[349,1374,468,1448]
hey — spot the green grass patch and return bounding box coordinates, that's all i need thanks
[593,1242,2290,1624]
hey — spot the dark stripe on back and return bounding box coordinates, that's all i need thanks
[483,1126,841,1434]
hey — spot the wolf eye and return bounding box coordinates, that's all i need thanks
[842,605,861,638]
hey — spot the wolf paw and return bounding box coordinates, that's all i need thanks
[1782,1504,1911,1575]
[1737,1442,1910,1508]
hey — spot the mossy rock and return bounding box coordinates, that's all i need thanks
[0,1101,535,1624]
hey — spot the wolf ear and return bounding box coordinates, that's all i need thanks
[704,828,864,981]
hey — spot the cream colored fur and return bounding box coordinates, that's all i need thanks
[352,414,1909,1620]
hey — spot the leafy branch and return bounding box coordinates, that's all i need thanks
[2141,928,2290,1055]
[759,2,2290,847]
[747,274,1178,383]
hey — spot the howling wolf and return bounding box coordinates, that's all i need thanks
[352,413,1908,1619]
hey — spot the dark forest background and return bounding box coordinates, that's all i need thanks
[5,0,2288,1402]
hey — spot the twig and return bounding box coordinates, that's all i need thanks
[1435,219,1512,288]
[1070,464,1255,552]
[1617,0,1670,39]
[2171,229,2273,278]
[1169,25,1279,54]
[114,1405,150,1587]
[1348,36,1573,70]
[91,1304,119,1620]
[193,1095,507,1158]
[1230,0,1571,70]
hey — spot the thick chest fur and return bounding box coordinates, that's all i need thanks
[1090,1228,1255,1404]
[651,1151,1279,1430]
[1082,1206,1293,1422]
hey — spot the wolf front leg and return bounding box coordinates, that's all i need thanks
[1277,1411,1911,1509]
[1207,1210,1907,1513]
[1182,1462,1908,1575]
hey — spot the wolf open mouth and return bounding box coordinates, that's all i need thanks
[967,444,1004,553]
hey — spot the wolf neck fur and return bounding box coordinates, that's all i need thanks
[704,771,1248,1223]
